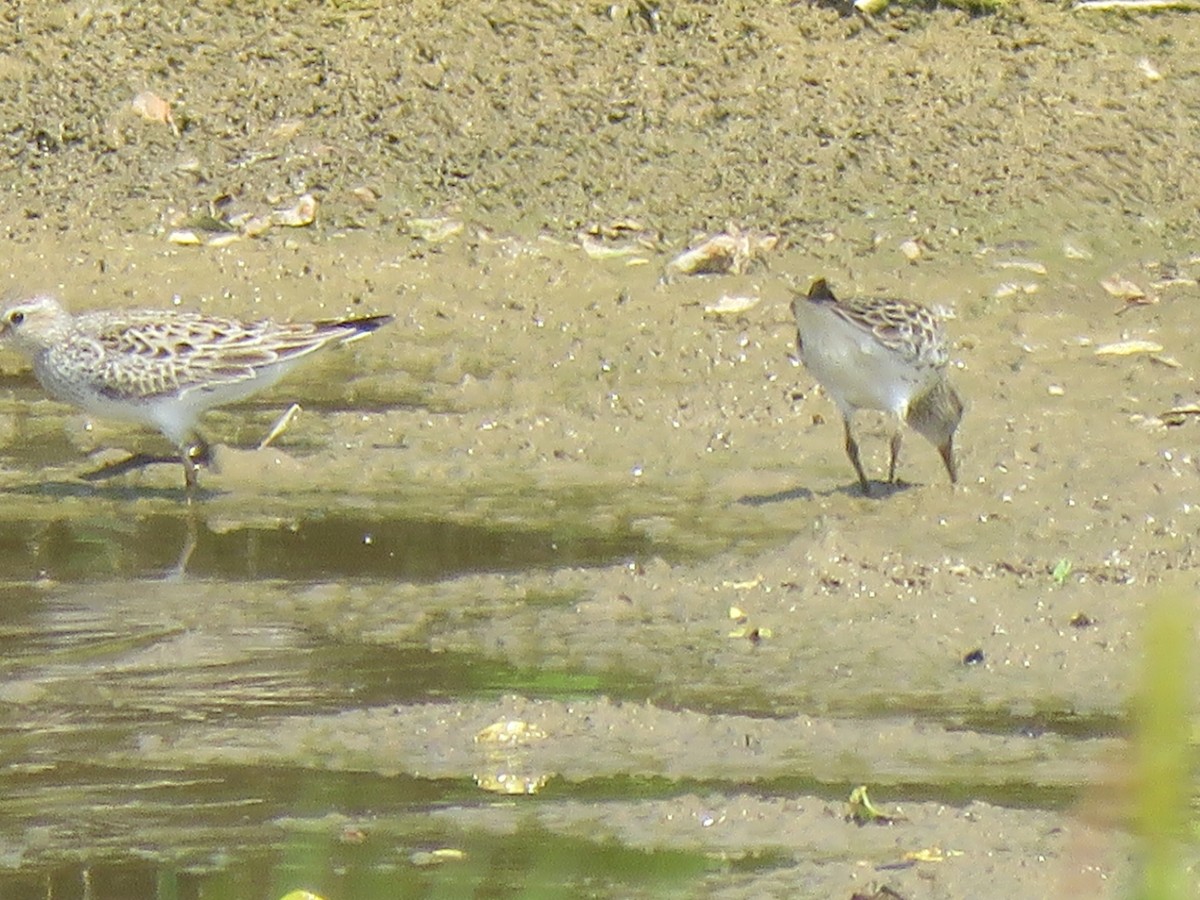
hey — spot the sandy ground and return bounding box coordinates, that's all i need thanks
[1,1,1199,897]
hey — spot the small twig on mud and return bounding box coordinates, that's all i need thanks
[259,403,302,450]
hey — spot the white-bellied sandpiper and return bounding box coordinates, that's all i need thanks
[0,295,392,491]
[791,278,962,495]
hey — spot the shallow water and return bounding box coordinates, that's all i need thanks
[0,511,660,582]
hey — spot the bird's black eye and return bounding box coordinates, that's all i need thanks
[8,311,23,325]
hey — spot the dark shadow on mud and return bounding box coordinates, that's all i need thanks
[736,485,814,506]
[736,478,921,505]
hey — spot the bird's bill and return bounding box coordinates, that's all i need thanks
[939,439,957,484]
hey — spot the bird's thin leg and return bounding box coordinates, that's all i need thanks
[888,430,903,484]
[181,451,199,495]
[842,417,871,495]
[180,435,212,496]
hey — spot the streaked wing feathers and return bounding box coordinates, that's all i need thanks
[83,313,357,400]
[830,296,948,370]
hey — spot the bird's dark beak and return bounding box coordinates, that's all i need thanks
[939,439,957,484]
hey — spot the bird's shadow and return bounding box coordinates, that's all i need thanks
[76,452,184,483]
[3,454,210,502]
[736,485,814,506]
[736,478,918,506]
[4,479,211,503]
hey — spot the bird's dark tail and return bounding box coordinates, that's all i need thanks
[317,313,394,342]
[338,314,393,334]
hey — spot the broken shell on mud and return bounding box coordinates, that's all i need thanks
[1094,339,1163,357]
[1101,273,1159,313]
[167,229,202,246]
[1136,57,1163,81]
[994,258,1048,275]
[1099,274,1149,301]
[993,282,1039,299]
[1160,403,1200,426]
[581,217,658,242]
[1062,240,1093,260]
[166,194,318,246]
[130,91,178,134]
[579,234,650,262]
[271,193,318,228]
[352,185,380,206]
[577,218,659,261]
[408,216,466,243]
[703,293,762,316]
[665,226,779,277]
[240,215,274,238]
[899,238,925,262]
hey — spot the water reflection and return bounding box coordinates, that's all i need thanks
[0,512,657,583]
[0,816,723,900]
[0,565,680,900]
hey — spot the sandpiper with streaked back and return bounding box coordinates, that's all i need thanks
[791,278,962,495]
[0,295,392,491]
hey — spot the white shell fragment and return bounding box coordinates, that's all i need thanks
[408,217,465,243]
[130,91,178,133]
[666,226,778,277]
[579,234,645,260]
[271,193,318,228]
[168,193,320,246]
[352,186,380,206]
[1162,404,1200,425]
[722,575,764,590]
[1137,57,1163,80]
[993,282,1040,299]
[1094,340,1164,357]
[1100,274,1148,300]
[240,216,273,238]
[1062,241,1093,260]
[205,232,241,248]
[577,218,659,262]
[703,294,762,316]
[1101,273,1161,313]
[994,259,1048,275]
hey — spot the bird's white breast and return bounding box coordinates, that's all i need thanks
[797,307,931,416]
